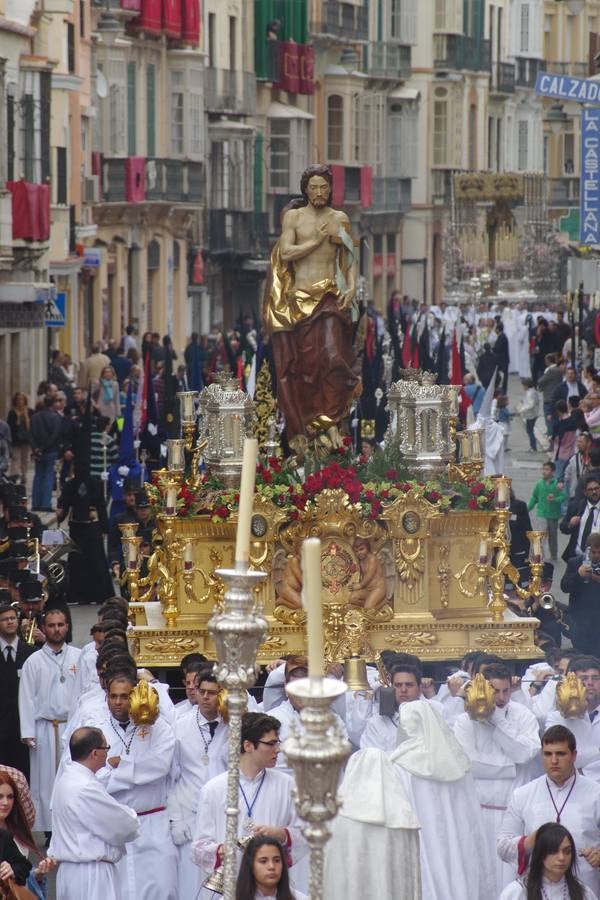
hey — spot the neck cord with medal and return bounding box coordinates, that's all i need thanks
[196,708,215,764]
[545,771,576,823]
[239,769,266,834]
[47,646,67,683]
[109,716,138,755]
[541,880,567,900]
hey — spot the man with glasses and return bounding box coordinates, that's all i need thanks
[49,726,139,900]
[0,599,34,776]
[561,535,600,656]
[561,474,600,561]
[168,668,229,899]
[192,712,307,897]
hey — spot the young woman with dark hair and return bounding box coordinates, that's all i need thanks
[500,822,596,900]
[0,770,56,897]
[235,836,307,900]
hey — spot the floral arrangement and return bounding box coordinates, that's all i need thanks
[145,441,497,523]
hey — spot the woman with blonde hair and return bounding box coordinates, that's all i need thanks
[92,365,121,425]
[7,392,33,482]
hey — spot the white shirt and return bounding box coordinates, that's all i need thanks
[271,698,348,774]
[49,761,139,864]
[168,708,228,821]
[500,877,597,900]
[545,708,600,780]
[0,636,19,658]
[498,772,600,893]
[577,502,600,554]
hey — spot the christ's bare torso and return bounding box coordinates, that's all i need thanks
[280,205,348,293]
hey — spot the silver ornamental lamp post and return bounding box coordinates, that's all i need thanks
[282,538,352,900]
[207,438,267,900]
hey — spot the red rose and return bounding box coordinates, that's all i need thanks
[262,471,273,484]
[289,509,299,520]
[468,498,478,510]
[215,505,229,518]
[385,468,397,480]
[427,491,441,502]
[364,490,374,501]
[342,436,353,447]
[380,489,389,499]
[401,483,411,493]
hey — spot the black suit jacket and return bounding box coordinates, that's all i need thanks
[494,332,509,364]
[560,497,594,561]
[0,638,35,742]
[0,827,31,884]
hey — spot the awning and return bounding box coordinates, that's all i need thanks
[388,86,420,101]
[267,101,314,121]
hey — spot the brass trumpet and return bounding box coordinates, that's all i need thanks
[25,615,36,645]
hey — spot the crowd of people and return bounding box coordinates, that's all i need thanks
[0,301,598,898]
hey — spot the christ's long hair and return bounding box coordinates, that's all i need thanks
[526,823,584,900]
[235,836,295,900]
[0,772,37,854]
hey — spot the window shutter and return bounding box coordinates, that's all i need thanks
[147,64,156,157]
[127,61,136,155]
[40,70,51,183]
[7,94,15,181]
[56,147,68,204]
[360,165,372,208]
[400,0,417,44]
[331,164,345,207]
[254,131,263,214]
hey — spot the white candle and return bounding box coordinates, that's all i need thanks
[234,438,258,566]
[232,416,241,456]
[470,429,481,460]
[301,538,324,680]
[184,541,193,571]
[531,533,542,563]
[166,487,177,515]
[496,480,509,508]
[479,537,488,565]
[459,431,470,461]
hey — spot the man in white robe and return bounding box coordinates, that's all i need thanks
[453,662,540,893]
[168,668,228,899]
[49,726,139,900]
[360,664,443,751]
[83,673,178,900]
[18,608,81,831]
[191,712,307,898]
[545,656,600,781]
[270,656,348,773]
[391,700,495,900]
[498,724,600,894]
[323,748,421,900]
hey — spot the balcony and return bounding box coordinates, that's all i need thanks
[204,68,256,115]
[208,209,256,256]
[370,177,412,213]
[545,61,588,78]
[366,43,411,80]
[515,57,545,88]
[548,177,579,208]
[433,34,490,72]
[102,158,205,204]
[490,61,515,94]
[313,0,368,42]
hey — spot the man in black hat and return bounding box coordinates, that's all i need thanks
[0,595,35,776]
[14,575,48,647]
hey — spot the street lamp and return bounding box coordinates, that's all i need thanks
[95,0,122,46]
[545,101,568,135]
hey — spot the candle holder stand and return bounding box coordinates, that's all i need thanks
[283,677,352,900]
[209,565,268,900]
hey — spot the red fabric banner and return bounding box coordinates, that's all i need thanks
[330,165,345,208]
[125,157,146,202]
[162,0,182,39]
[120,0,141,10]
[132,0,162,35]
[6,181,50,241]
[360,165,373,208]
[91,151,102,176]
[181,0,200,45]
[401,325,412,369]
[298,44,315,94]
[276,42,299,93]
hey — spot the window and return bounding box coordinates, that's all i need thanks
[389,103,418,178]
[67,23,75,74]
[269,119,290,189]
[563,132,575,174]
[80,0,85,38]
[7,90,15,181]
[147,64,156,157]
[188,67,204,159]
[208,13,216,68]
[170,71,184,155]
[520,3,529,54]
[327,95,343,161]
[468,105,477,170]
[109,82,125,155]
[517,120,528,170]
[56,147,67,204]
[40,70,50,182]
[127,61,136,156]
[21,93,35,182]
[433,90,448,166]
[229,16,236,71]
[391,0,401,38]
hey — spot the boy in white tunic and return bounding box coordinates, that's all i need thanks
[545,656,600,780]
[360,664,442,752]
[85,673,178,900]
[498,724,600,895]
[18,609,81,832]
[453,662,540,893]
[168,667,229,899]
[49,726,139,900]
[191,712,307,898]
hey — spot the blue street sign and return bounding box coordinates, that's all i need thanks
[536,72,600,102]
[581,108,600,245]
[44,291,66,328]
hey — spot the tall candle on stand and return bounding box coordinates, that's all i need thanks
[234,438,258,568]
[301,538,324,681]
[166,487,177,516]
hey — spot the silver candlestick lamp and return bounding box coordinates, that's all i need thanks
[208,565,268,900]
[283,677,352,900]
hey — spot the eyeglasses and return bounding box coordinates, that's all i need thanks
[95,744,110,751]
[258,740,281,748]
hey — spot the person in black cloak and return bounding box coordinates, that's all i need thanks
[55,395,113,606]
